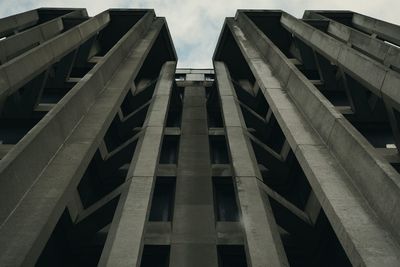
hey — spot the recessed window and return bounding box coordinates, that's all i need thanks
[213,177,239,221]
[140,245,170,267]
[166,85,183,128]
[217,245,248,267]
[207,86,224,128]
[159,135,180,164]
[149,177,176,221]
[209,136,229,164]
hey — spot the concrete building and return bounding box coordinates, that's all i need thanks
[0,7,400,267]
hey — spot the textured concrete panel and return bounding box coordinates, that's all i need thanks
[215,61,289,267]
[0,12,167,266]
[101,61,176,267]
[223,12,400,266]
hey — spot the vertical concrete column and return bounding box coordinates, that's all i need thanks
[228,13,400,266]
[99,62,176,267]
[215,61,289,267]
[169,85,218,267]
[0,18,168,267]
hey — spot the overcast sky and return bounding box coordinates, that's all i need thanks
[1,0,399,68]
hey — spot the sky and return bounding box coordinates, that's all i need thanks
[1,0,399,68]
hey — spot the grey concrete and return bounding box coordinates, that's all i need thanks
[263,11,400,243]
[0,10,155,226]
[0,10,110,105]
[169,85,218,267]
[0,9,87,64]
[145,222,172,245]
[352,12,400,47]
[99,61,176,267]
[303,11,400,72]
[1,7,400,267]
[226,13,400,266]
[238,10,400,240]
[0,13,166,266]
[280,11,400,116]
[0,10,38,37]
[215,61,289,267]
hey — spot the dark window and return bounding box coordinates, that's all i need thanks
[206,85,224,128]
[166,85,183,127]
[37,209,107,267]
[209,135,229,164]
[0,118,41,144]
[140,245,170,267]
[159,135,180,164]
[218,245,248,267]
[149,177,176,221]
[213,177,239,221]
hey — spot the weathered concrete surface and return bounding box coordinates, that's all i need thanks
[0,9,88,64]
[215,61,289,267]
[169,85,218,267]
[0,10,155,226]
[99,61,176,267]
[1,7,400,267]
[0,10,39,37]
[0,10,110,103]
[352,12,400,47]
[0,15,164,267]
[303,11,400,71]
[241,7,400,226]
[281,11,400,117]
[226,13,400,266]
[268,12,400,243]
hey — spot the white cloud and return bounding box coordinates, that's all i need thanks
[1,0,400,68]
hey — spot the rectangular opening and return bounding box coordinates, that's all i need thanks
[209,135,230,164]
[149,177,176,221]
[69,62,95,78]
[207,85,224,128]
[159,135,180,164]
[37,208,110,266]
[140,245,170,267]
[166,85,183,128]
[217,245,248,267]
[213,177,239,221]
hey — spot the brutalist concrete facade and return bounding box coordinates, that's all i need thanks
[1,7,400,267]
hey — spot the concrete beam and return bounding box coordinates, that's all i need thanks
[0,9,111,106]
[99,61,176,267]
[236,13,400,245]
[0,10,155,226]
[227,14,400,266]
[352,12,400,47]
[281,12,400,114]
[0,15,162,267]
[215,61,289,267]
[169,84,218,267]
[0,9,88,64]
[303,11,400,72]
[0,10,39,37]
